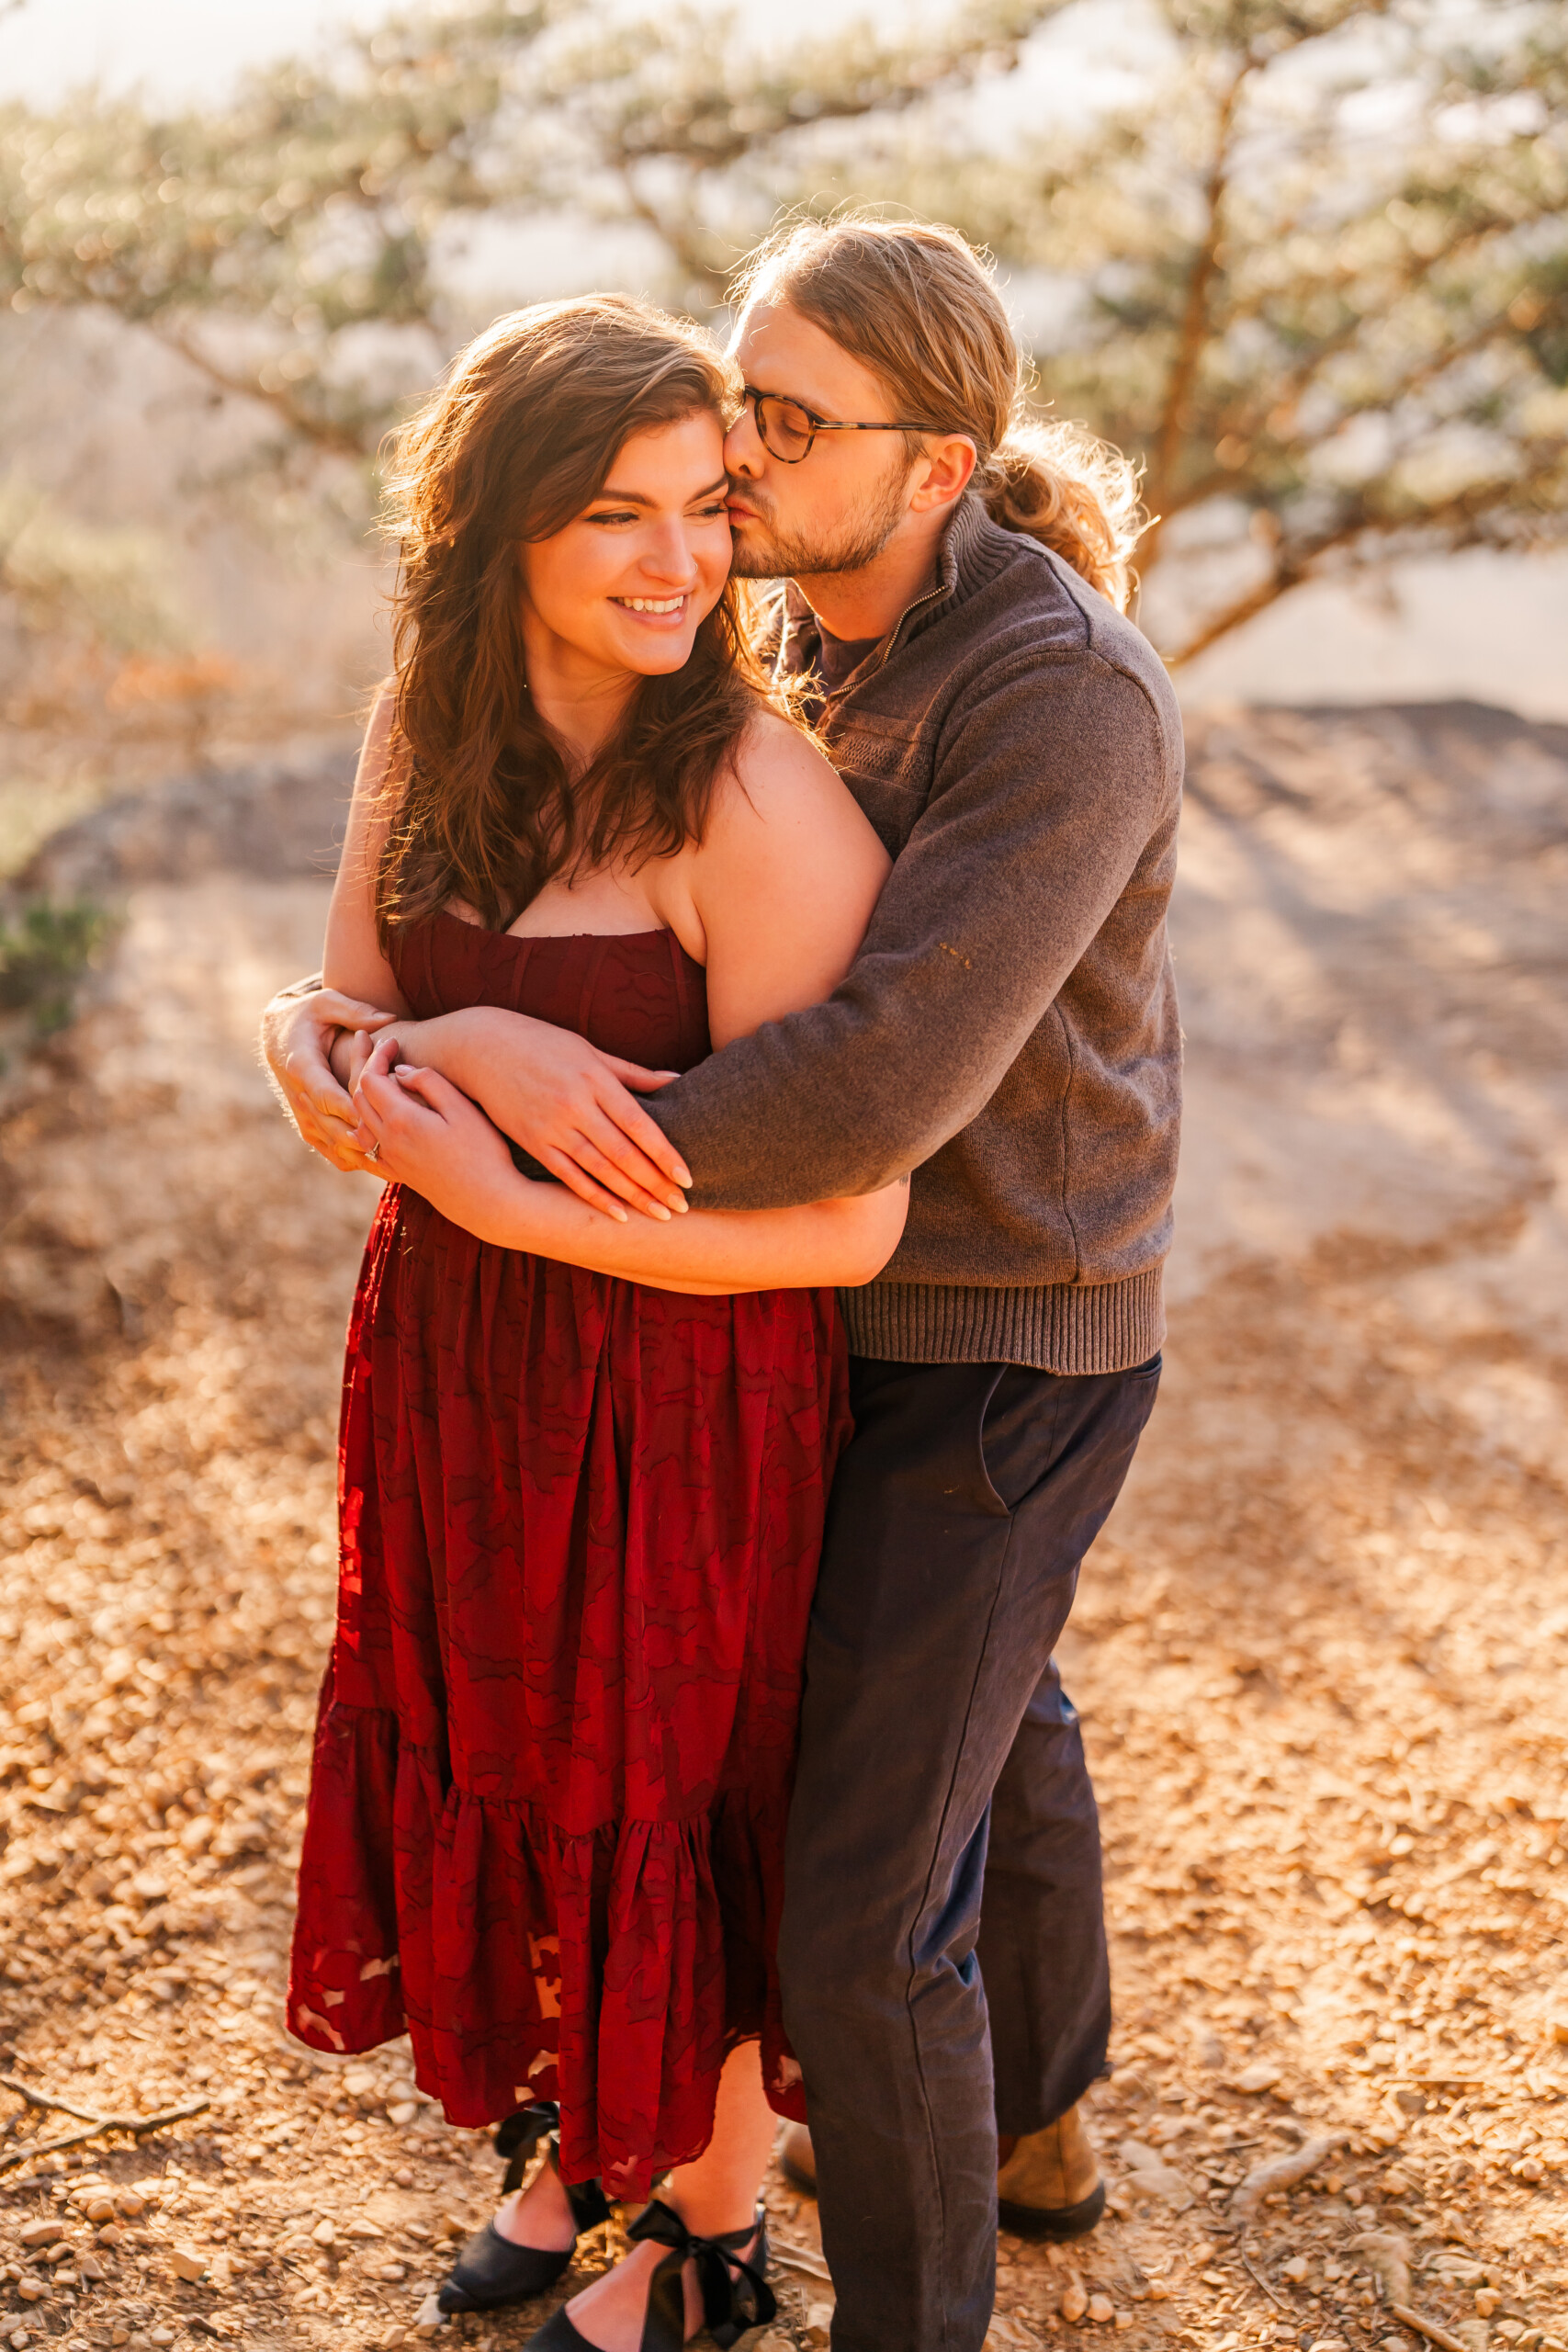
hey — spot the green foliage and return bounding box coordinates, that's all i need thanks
[0,895,113,1034]
[0,0,1564,658]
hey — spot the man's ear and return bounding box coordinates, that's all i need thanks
[908,434,977,514]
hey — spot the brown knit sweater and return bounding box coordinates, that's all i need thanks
[645,493,1185,1374]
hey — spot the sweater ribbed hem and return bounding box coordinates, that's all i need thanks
[837,1268,1165,1375]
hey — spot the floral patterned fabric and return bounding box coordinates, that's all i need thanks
[288,914,851,2192]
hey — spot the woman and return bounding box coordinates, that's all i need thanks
[287,294,905,2352]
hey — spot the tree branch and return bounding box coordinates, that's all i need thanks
[1145,51,1255,550]
[144,323,376,460]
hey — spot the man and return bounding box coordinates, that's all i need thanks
[265,215,1181,2352]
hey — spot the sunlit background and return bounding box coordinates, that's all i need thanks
[2,6,1567,2346]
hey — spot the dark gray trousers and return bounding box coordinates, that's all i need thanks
[777,1353,1160,2352]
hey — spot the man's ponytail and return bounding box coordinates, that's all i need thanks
[732,214,1146,616]
[977,420,1144,615]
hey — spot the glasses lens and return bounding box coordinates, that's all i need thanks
[757,396,815,461]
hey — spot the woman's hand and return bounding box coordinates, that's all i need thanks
[260,986,400,1172]
[388,1006,691,1223]
[351,1037,552,1239]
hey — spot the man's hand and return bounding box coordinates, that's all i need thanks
[260,985,399,1173]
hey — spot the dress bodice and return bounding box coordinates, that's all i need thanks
[390,910,711,1073]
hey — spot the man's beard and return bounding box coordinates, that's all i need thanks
[728,458,910,582]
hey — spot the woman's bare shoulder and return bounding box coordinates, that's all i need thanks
[709,706,878,841]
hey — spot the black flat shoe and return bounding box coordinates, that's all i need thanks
[437,2102,612,2315]
[524,2198,774,2352]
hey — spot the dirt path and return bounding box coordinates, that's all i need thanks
[2,705,1566,2352]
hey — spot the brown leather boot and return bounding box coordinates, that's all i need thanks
[996,2105,1104,2239]
[777,2105,1104,2241]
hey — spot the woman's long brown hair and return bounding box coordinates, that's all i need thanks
[375,295,771,942]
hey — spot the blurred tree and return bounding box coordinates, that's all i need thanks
[0,0,1563,660]
[833,0,1568,657]
[0,1,1053,460]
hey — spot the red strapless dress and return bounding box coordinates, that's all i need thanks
[288,914,851,2192]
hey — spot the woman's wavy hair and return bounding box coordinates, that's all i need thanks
[732,214,1146,612]
[374,294,770,941]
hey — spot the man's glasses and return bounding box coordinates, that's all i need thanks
[741,386,931,465]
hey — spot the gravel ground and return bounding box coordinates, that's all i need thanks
[3,705,1566,2352]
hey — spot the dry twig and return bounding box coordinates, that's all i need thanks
[1391,2305,1472,2352]
[1228,2131,1349,2225]
[0,2073,209,2171]
[1239,2248,1289,2312]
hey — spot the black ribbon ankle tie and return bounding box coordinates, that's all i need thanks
[626,2199,776,2348]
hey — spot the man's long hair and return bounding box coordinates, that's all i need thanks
[733,215,1146,612]
[374,295,771,943]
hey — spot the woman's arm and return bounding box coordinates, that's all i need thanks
[322,688,409,1010]
[353,1046,908,1293]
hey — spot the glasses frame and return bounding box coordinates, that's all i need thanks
[741,385,931,465]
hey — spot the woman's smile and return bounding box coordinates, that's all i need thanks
[612,592,691,619]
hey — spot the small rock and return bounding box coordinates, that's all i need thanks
[76,2255,105,2282]
[1282,2256,1311,2282]
[1349,2232,1412,2308]
[349,2220,386,2239]
[311,2217,336,2246]
[169,2245,207,2281]
[1549,2020,1568,2046]
[1061,2278,1089,2324]
[377,2262,409,2282]
[1114,2316,1133,2334]
[17,2224,62,2251]
[412,2290,448,2338]
[804,2303,835,2346]
[1198,2033,1227,2069]
[149,2334,176,2349]
[393,2166,416,2188]
[1088,2296,1114,2324]
[97,2223,126,2246]
[17,2282,47,2305]
[1476,2293,1501,2319]
[1512,2157,1543,2182]
[1117,2139,1195,2213]
[343,2069,378,2099]
[84,2197,117,2224]
[116,2192,148,2220]
[389,2101,420,2126]
[1237,2064,1282,2094]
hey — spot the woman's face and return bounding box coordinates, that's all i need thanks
[520,411,734,681]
